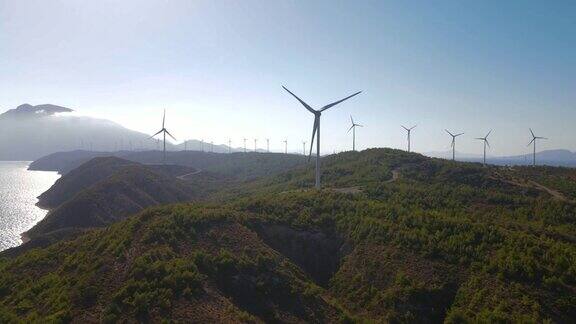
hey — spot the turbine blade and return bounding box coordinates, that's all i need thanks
[347,124,354,133]
[486,140,491,148]
[320,91,362,112]
[356,124,364,127]
[410,125,417,130]
[308,117,319,161]
[282,86,316,114]
[445,129,454,137]
[162,109,166,129]
[350,115,354,125]
[485,129,492,138]
[529,128,535,138]
[150,129,163,138]
[401,125,409,131]
[455,133,464,137]
[528,138,535,146]
[165,129,177,141]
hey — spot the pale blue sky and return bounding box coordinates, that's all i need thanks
[1,0,574,155]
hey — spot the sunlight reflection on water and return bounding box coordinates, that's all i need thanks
[0,161,60,251]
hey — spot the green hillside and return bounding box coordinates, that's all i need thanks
[2,148,575,322]
[37,157,139,209]
[27,163,194,240]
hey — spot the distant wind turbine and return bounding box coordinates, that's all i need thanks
[266,138,270,153]
[254,138,258,152]
[348,115,363,151]
[243,138,247,153]
[445,130,464,161]
[528,128,547,167]
[283,139,288,154]
[150,109,176,164]
[283,86,362,189]
[475,130,492,166]
[401,125,417,152]
[302,141,307,155]
[228,139,232,153]
[210,141,214,152]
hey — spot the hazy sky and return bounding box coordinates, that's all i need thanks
[1,0,574,155]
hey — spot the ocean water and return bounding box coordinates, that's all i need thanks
[0,161,60,251]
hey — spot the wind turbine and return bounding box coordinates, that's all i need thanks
[283,139,288,154]
[254,138,258,152]
[228,139,232,153]
[210,141,214,152]
[283,86,362,189]
[266,138,270,153]
[243,138,247,153]
[475,130,492,166]
[445,130,464,161]
[528,128,547,167]
[150,109,176,164]
[401,125,417,152]
[302,141,307,155]
[348,115,363,151]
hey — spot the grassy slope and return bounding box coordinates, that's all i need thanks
[27,164,194,239]
[37,157,138,209]
[2,148,576,322]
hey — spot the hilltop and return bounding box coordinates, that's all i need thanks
[26,158,196,241]
[1,148,575,322]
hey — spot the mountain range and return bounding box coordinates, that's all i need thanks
[425,149,576,167]
[0,104,239,161]
[2,103,575,167]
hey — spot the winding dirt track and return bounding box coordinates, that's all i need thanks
[177,169,202,180]
[331,168,401,195]
[492,170,571,203]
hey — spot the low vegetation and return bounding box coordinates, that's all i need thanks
[2,148,575,322]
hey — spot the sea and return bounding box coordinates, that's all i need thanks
[0,161,60,251]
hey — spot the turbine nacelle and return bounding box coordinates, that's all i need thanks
[528,128,547,146]
[348,115,364,132]
[475,130,492,147]
[283,86,362,187]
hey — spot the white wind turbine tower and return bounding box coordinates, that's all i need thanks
[243,138,247,153]
[283,86,362,189]
[401,125,417,152]
[528,128,547,167]
[150,109,176,164]
[228,139,232,153]
[283,139,288,154]
[445,130,464,161]
[475,130,492,166]
[302,141,307,155]
[348,115,363,151]
[266,138,270,153]
[254,138,258,152]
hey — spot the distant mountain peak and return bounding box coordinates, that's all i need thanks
[1,103,74,119]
